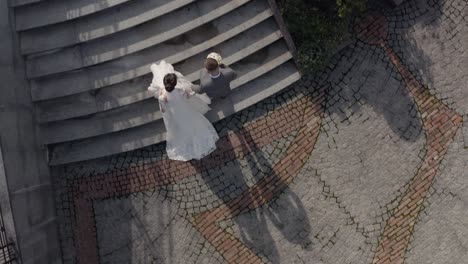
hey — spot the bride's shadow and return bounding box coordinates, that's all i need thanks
[191,102,312,263]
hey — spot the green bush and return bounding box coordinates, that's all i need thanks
[336,0,367,18]
[280,0,366,72]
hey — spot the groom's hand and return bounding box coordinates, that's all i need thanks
[191,84,201,93]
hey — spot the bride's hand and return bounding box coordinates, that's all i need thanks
[159,101,165,113]
[184,90,195,99]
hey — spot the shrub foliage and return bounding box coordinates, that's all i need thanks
[280,0,366,71]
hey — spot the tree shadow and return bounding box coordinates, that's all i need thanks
[321,41,423,142]
[383,0,444,93]
[319,0,447,143]
[93,189,179,264]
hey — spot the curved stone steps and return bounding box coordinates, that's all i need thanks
[48,61,300,165]
[206,61,300,120]
[25,0,252,78]
[31,15,279,102]
[184,28,282,81]
[15,0,131,31]
[16,0,302,165]
[35,77,151,123]
[20,0,196,54]
[35,15,278,122]
[10,0,43,7]
[41,41,292,144]
[42,99,159,144]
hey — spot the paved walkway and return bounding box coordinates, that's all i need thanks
[53,0,468,263]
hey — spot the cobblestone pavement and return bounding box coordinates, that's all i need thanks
[52,0,467,263]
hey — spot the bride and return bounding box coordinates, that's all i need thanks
[147,60,219,161]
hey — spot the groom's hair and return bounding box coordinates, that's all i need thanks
[204,58,219,72]
[163,73,177,92]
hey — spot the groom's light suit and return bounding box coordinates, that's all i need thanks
[192,65,237,100]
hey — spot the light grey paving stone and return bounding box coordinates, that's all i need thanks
[463,116,468,149]
[228,164,373,264]
[95,190,226,264]
[406,131,468,264]
[161,133,297,215]
[308,48,425,236]
[390,0,468,115]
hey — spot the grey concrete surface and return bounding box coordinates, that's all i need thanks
[464,116,468,148]
[0,143,19,262]
[9,0,41,7]
[0,1,62,263]
[406,127,468,264]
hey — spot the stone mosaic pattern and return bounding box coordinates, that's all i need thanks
[354,9,463,264]
[53,1,468,263]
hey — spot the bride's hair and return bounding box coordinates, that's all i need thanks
[163,73,177,92]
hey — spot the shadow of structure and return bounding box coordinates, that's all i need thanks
[189,98,312,263]
[317,42,423,144]
[228,128,313,262]
[383,0,463,110]
[93,177,178,264]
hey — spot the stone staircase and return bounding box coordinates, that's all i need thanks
[14,0,301,165]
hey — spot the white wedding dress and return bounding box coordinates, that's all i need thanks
[147,60,219,161]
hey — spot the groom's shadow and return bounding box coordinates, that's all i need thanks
[191,104,312,263]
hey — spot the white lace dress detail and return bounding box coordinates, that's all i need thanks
[148,60,219,161]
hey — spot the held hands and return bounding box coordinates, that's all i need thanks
[184,90,195,99]
[159,93,168,113]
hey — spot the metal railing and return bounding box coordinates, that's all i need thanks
[0,205,16,264]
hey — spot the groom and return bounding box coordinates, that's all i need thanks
[192,52,237,100]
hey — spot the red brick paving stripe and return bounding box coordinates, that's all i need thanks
[73,198,99,264]
[354,11,388,46]
[71,95,313,264]
[192,91,325,264]
[370,37,463,264]
[355,11,463,264]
